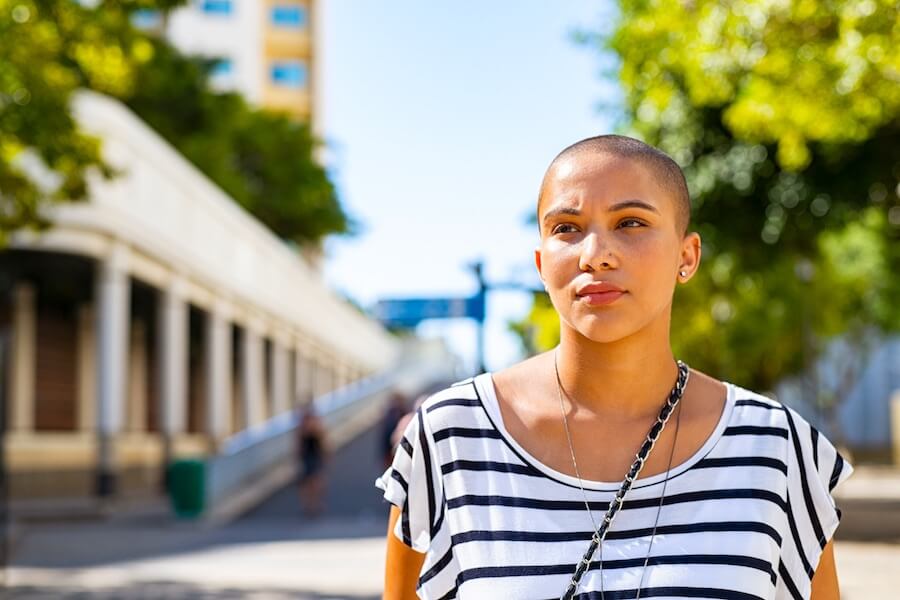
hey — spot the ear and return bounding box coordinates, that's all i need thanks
[534,246,543,282]
[678,231,702,281]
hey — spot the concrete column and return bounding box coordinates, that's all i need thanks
[262,337,272,420]
[241,322,264,428]
[331,361,343,393]
[231,365,242,433]
[9,283,36,432]
[314,353,331,399]
[77,304,96,432]
[159,278,188,439]
[305,350,320,402]
[95,244,131,497]
[127,320,148,432]
[271,337,289,416]
[286,347,296,407]
[205,302,232,443]
[293,345,306,406]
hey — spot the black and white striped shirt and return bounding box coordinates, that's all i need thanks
[376,373,853,599]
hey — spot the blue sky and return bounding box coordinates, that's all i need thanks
[319,1,619,374]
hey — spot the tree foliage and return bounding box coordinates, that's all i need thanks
[515,0,900,400]
[0,0,152,243]
[0,0,353,247]
[124,40,355,244]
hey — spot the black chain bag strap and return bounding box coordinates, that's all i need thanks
[560,362,689,600]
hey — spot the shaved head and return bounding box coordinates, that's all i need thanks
[537,135,691,237]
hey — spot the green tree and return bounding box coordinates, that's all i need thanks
[123,39,355,244]
[1,0,353,247]
[514,0,900,421]
[0,0,159,243]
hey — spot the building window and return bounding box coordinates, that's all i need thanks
[200,0,232,15]
[271,5,307,28]
[210,58,233,78]
[270,60,307,88]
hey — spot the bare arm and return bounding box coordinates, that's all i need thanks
[810,539,840,600]
[383,504,426,600]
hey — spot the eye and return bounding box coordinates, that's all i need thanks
[619,218,646,228]
[551,223,578,235]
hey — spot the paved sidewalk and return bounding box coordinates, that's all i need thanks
[835,541,900,599]
[5,516,899,599]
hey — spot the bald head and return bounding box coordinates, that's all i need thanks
[537,135,691,237]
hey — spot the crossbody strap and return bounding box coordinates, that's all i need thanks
[560,362,689,600]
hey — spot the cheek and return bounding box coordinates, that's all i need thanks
[629,232,675,266]
[630,240,680,298]
[542,247,578,285]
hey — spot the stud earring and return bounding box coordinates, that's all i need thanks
[679,270,687,277]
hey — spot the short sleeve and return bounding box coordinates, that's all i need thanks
[778,405,854,598]
[375,406,444,553]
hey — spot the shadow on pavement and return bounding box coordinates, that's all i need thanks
[835,499,900,543]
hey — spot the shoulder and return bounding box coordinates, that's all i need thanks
[419,376,482,409]
[419,352,551,412]
[724,382,850,476]
[491,351,552,387]
[724,379,791,423]
[721,381,824,455]
[414,374,489,433]
[488,351,555,413]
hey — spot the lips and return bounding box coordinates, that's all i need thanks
[578,291,625,306]
[575,282,626,306]
[576,282,625,296]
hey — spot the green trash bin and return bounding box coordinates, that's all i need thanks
[167,458,205,518]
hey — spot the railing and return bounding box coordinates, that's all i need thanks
[200,341,461,524]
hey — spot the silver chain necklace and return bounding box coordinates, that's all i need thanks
[553,349,689,600]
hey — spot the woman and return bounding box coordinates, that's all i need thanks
[377,135,852,599]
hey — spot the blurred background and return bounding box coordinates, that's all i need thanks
[1,0,898,598]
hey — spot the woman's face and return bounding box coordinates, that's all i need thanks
[534,152,699,344]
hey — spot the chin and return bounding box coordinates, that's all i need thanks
[562,312,636,344]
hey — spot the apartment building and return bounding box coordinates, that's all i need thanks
[137,0,316,122]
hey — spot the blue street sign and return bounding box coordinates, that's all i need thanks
[374,292,484,328]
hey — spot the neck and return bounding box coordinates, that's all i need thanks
[554,315,681,422]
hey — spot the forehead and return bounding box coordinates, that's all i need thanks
[541,152,672,217]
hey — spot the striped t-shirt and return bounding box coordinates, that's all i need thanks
[376,372,853,600]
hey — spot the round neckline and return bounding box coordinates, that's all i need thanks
[473,372,736,492]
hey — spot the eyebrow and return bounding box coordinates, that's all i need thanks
[541,200,660,224]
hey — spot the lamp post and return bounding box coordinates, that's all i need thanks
[466,260,546,375]
[466,260,487,374]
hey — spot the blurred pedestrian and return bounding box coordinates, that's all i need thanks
[389,392,428,454]
[381,392,409,468]
[296,404,327,518]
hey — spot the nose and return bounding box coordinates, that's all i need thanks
[578,230,616,272]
